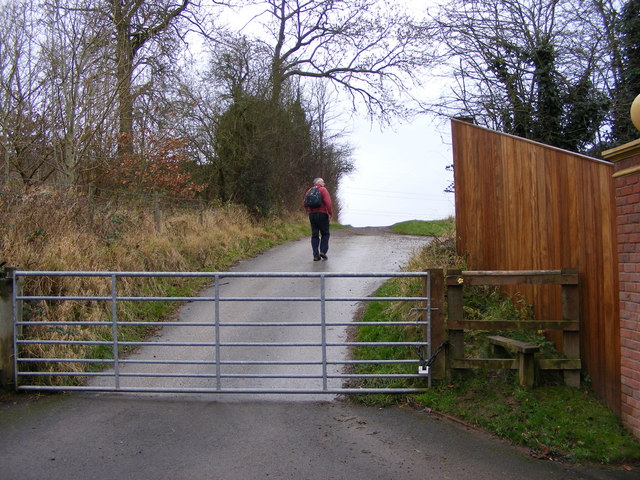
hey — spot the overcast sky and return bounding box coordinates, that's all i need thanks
[216,1,455,227]
[336,114,455,228]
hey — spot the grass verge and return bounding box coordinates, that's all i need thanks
[390,217,455,236]
[414,376,640,464]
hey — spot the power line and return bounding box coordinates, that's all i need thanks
[341,185,451,195]
[345,208,453,218]
[339,194,451,203]
[339,187,453,201]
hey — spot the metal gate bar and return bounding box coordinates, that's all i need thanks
[12,271,432,394]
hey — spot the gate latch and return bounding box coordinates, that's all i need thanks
[416,340,449,376]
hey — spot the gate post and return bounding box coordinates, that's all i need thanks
[0,268,19,391]
[445,269,465,381]
[427,269,446,379]
[561,267,581,388]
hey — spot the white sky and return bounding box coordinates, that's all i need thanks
[216,1,456,227]
[337,114,455,228]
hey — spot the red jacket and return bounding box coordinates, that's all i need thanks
[304,184,333,217]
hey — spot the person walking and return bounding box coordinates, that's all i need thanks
[303,178,333,261]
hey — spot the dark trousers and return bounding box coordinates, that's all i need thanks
[309,212,330,256]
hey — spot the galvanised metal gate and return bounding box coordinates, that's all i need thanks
[12,271,433,395]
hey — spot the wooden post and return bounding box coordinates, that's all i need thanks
[446,269,465,380]
[0,268,18,390]
[427,269,446,379]
[153,193,162,233]
[518,352,536,389]
[87,185,95,228]
[199,198,205,226]
[562,268,581,388]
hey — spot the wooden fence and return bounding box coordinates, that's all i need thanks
[445,269,581,389]
[451,119,620,412]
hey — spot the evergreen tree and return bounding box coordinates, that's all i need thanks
[213,95,315,216]
[430,0,614,155]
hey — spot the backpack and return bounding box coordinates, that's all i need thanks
[304,186,323,208]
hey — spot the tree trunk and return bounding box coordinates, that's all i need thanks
[113,1,135,157]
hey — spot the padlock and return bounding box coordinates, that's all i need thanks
[418,365,430,376]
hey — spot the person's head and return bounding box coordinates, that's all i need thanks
[313,177,325,186]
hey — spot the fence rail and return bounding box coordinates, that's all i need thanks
[445,269,581,389]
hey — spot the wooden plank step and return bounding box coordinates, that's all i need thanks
[487,335,540,354]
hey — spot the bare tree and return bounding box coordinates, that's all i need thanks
[304,80,353,182]
[427,0,616,154]
[41,0,116,186]
[236,0,433,120]
[168,68,225,200]
[105,0,194,156]
[0,0,55,187]
[587,0,640,145]
[208,32,272,101]
[199,25,356,212]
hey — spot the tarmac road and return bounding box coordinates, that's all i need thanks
[0,227,636,479]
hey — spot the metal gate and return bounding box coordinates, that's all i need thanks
[12,271,433,395]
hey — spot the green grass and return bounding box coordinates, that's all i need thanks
[414,376,640,463]
[390,218,455,236]
[350,226,640,465]
[352,280,640,463]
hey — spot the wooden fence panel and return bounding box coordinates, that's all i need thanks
[451,119,620,413]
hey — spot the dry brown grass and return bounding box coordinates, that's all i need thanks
[1,188,308,382]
